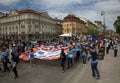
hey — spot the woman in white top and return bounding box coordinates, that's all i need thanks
[113,42,118,57]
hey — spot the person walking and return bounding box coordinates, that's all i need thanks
[29,49,34,68]
[11,52,18,79]
[105,41,110,54]
[1,48,8,72]
[113,42,118,57]
[76,49,80,62]
[67,47,73,69]
[90,47,100,79]
[81,48,87,66]
[11,47,19,64]
[3,55,11,73]
[59,48,66,72]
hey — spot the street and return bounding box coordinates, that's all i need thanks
[0,48,120,83]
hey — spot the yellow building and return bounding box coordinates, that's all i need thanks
[62,14,86,35]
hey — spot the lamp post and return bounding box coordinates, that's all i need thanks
[18,14,20,40]
[101,11,107,56]
[101,11,106,33]
[39,14,40,39]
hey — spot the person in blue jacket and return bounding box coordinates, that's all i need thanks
[1,48,9,72]
[90,47,100,79]
[81,48,87,66]
[29,49,34,68]
[67,47,73,69]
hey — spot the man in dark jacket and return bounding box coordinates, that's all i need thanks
[60,49,66,72]
[90,47,100,79]
[11,50,18,79]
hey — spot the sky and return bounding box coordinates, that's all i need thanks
[0,0,120,30]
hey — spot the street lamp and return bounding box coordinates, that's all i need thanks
[39,14,40,39]
[18,14,20,40]
[101,11,107,56]
[101,11,106,33]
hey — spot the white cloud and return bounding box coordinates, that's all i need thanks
[33,0,85,9]
[75,10,97,20]
[95,0,120,12]
[94,0,120,30]
[48,10,67,19]
[0,0,21,6]
[1,0,119,30]
[34,0,120,30]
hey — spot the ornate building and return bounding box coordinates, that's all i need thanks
[62,14,86,35]
[79,17,99,35]
[94,21,104,32]
[0,9,62,41]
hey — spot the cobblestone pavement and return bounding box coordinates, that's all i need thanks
[0,48,120,83]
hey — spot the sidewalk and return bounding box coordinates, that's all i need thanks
[63,48,120,83]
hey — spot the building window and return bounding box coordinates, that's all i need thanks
[21,25,25,32]
[16,26,18,31]
[67,29,69,33]
[72,28,75,33]
[72,24,74,27]
[29,25,31,32]
[9,27,11,33]
[6,27,7,30]
[13,27,14,33]
[67,24,69,27]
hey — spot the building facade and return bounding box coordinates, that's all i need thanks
[79,17,99,35]
[94,21,105,33]
[0,9,62,41]
[62,14,86,35]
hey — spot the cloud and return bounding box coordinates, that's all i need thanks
[31,0,120,30]
[0,0,119,30]
[48,10,67,19]
[0,0,21,6]
[94,0,120,30]
[33,0,96,16]
[94,0,120,12]
[34,0,82,8]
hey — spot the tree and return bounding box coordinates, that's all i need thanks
[87,29,99,35]
[113,16,120,34]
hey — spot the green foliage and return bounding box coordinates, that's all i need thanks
[114,16,120,34]
[87,29,99,35]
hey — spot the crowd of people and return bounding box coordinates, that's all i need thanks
[0,34,119,79]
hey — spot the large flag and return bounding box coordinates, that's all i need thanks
[19,45,80,61]
[19,46,62,61]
